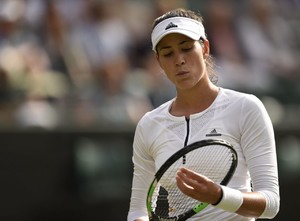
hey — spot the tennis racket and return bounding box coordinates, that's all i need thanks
[146,139,238,221]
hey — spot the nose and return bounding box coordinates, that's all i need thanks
[175,53,185,66]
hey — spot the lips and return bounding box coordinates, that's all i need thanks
[176,71,189,76]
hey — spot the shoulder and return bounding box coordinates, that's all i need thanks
[221,88,272,128]
[134,100,173,149]
[218,88,270,122]
[220,88,264,108]
[137,99,173,129]
[220,88,254,99]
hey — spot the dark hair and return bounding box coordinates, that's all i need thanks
[152,8,218,84]
[152,8,204,30]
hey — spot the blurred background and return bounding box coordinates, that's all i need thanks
[0,0,299,220]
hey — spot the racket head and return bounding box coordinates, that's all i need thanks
[146,139,238,221]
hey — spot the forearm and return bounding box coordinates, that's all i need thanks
[236,192,266,218]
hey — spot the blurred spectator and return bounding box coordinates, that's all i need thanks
[66,1,153,127]
[13,42,70,129]
[235,0,299,92]
[0,67,15,127]
[0,0,37,46]
[68,1,132,77]
[204,0,254,91]
[128,49,176,108]
[71,53,153,127]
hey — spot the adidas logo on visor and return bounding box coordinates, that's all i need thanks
[165,22,178,30]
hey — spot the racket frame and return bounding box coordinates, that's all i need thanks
[146,139,238,221]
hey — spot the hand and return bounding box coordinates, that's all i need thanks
[176,167,222,205]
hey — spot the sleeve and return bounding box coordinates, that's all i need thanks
[240,95,280,219]
[127,119,155,221]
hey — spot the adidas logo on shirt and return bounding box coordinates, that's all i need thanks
[165,22,178,30]
[206,129,222,137]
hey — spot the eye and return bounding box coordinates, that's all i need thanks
[182,46,193,52]
[181,43,194,52]
[162,51,173,57]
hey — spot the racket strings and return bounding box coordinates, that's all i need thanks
[188,145,233,182]
[151,145,234,218]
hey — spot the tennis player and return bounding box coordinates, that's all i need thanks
[128,8,280,221]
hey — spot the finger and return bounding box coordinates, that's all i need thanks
[177,168,212,198]
[176,173,208,201]
[176,173,195,197]
[177,167,207,185]
[176,169,207,193]
[179,167,205,180]
[177,170,198,188]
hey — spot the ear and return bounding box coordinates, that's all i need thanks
[202,39,210,59]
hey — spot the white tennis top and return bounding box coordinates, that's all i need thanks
[128,88,280,221]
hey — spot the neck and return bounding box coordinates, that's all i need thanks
[170,82,219,117]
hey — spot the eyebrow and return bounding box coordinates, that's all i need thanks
[158,40,192,51]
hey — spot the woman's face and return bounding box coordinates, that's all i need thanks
[156,33,209,91]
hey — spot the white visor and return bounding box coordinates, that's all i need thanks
[151,17,206,52]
